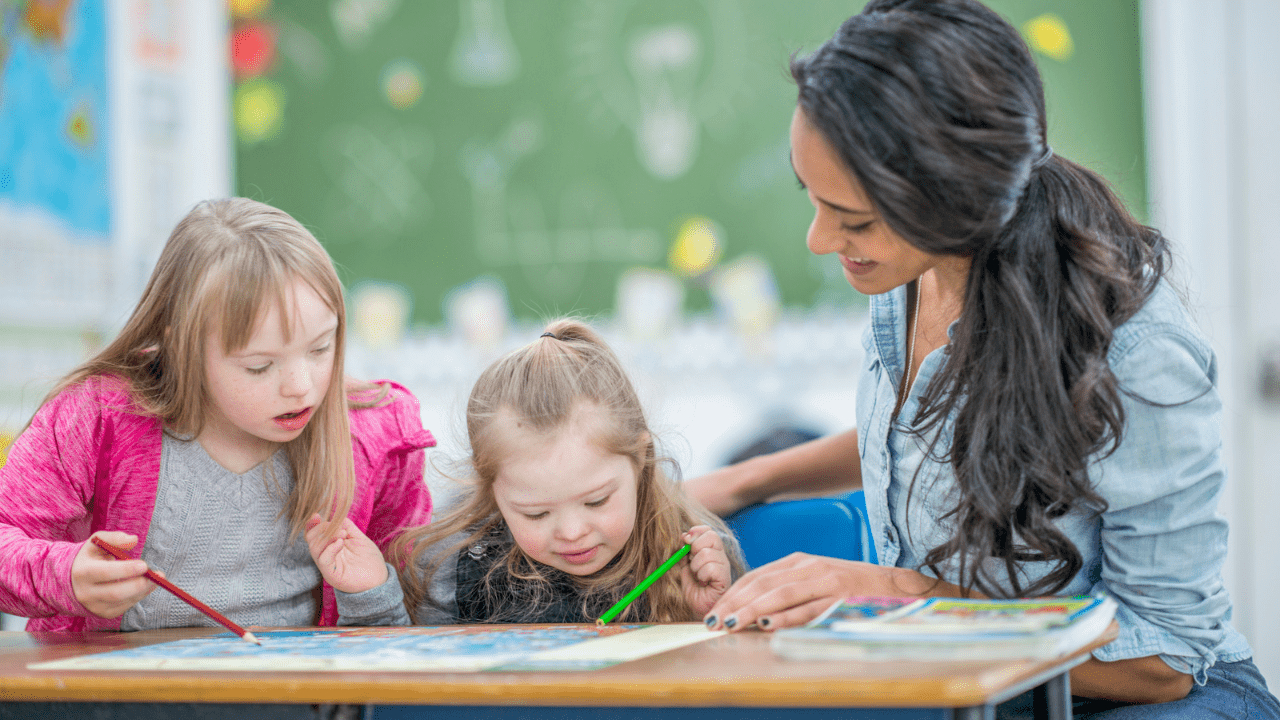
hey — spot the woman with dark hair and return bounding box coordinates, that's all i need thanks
[685,0,1279,716]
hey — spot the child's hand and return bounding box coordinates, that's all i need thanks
[678,525,732,617]
[71,531,158,618]
[305,514,389,594]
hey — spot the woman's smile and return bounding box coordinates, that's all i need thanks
[840,255,879,275]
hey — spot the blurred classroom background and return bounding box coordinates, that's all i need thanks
[0,0,1275,681]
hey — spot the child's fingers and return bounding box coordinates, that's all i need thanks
[683,526,722,554]
[79,556,149,583]
[681,525,710,543]
[688,543,732,593]
[316,537,346,570]
[339,518,372,545]
[679,562,696,591]
[72,532,158,618]
[689,544,727,572]
[696,562,731,590]
[305,516,331,542]
[90,530,140,552]
[94,575,154,605]
[305,518,341,559]
[692,554,731,587]
[77,540,149,583]
[76,567,156,618]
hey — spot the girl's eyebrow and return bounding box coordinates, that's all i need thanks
[507,478,619,509]
[308,322,339,343]
[231,321,338,358]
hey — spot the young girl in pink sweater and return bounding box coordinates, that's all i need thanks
[0,197,434,632]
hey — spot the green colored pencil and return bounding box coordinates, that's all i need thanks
[596,543,692,625]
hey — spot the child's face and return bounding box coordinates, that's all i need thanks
[200,278,338,469]
[491,403,639,576]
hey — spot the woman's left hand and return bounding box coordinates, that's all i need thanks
[679,525,732,616]
[703,553,952,631]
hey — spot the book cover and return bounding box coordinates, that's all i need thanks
[771,594,1117,661]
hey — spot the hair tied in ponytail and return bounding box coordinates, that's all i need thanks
[1032,145,1054,169]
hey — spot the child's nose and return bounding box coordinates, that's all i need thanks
[554,513,589,542]
[280,361,313,397]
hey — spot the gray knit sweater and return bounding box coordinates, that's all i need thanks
[121,435,400,630]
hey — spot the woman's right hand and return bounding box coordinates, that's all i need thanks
[71,531,157,618]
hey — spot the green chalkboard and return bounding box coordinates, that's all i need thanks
[234,0,1145,326]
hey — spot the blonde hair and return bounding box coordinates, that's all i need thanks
[39,197,371,538]
[393,318,740,623]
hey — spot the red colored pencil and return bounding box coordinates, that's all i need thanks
[90,536,261,645]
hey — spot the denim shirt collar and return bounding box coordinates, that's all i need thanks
[869,283,958,397]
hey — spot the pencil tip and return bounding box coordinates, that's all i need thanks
[242,631,262,645]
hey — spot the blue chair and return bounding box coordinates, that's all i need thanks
[725,490,877,570]
[841,489,878,566]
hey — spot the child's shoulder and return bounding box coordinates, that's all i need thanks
[347,380,436,453]
[42,373,145,420]
[26,374,159,451]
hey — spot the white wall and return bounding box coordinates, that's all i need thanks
[1143,0,1280,683]
[109,0,233,313]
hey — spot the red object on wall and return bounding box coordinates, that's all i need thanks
[231,21,276,79]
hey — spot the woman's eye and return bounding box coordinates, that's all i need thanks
[523,512,548,520]
[843,221,874,234]
[586,496,610,508]
[312,344,332,355]
[246,364,270,375]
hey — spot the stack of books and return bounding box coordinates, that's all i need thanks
[771,594,1117,661]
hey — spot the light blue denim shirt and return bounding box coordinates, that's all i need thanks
[857,279,1252,683]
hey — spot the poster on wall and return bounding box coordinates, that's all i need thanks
[0,0,113,327]
[0,0,113,459]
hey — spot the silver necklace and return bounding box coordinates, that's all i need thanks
[898,278,923,411]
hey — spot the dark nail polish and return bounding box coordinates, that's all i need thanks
[704,615,717,628]
[759,616,771,628]
[724,616,737,629]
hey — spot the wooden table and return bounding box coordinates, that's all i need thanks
[0,622,1117,720]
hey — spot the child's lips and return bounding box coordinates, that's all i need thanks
[273,406,313,431]
[558,546,599,565]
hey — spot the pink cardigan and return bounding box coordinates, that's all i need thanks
[0,374,434,631]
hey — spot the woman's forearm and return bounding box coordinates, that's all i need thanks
[748,427,863,502]
[684,427,862,516]
[1070,656,1193,704]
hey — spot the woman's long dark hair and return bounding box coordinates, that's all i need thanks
[793,0,1168,597]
